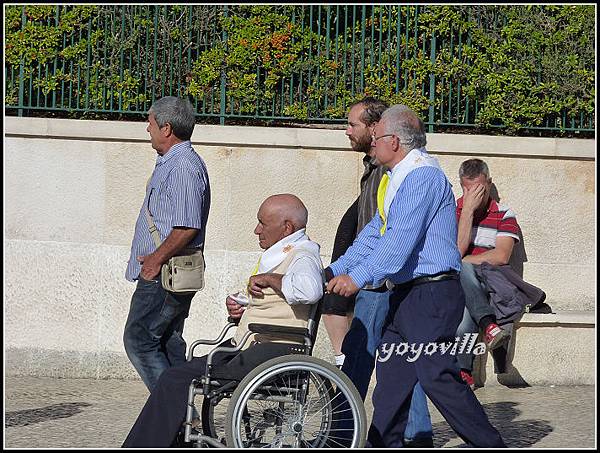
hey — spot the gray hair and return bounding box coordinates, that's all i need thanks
[148,96,196,141]
[459,158,490,180]
[380,105,427,150]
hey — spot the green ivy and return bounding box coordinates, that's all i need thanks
[4,5,594,135]
[420,5,594,132]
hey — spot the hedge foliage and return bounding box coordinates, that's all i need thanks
[4,5,595,136]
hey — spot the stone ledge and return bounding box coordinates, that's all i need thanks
[518,310,595,327]
[5,116,595,159]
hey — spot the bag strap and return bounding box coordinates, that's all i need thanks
[144,177,162,248]
[143,177,202,256]
[145,207,163,248]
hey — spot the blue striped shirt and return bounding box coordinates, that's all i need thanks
[329,165,461,287]
[125,141,211,281]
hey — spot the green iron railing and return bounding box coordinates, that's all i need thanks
[4,5,595,134]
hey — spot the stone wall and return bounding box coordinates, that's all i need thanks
[4,117,595,382]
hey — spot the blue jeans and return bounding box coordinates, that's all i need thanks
[457,262,494,372]
[341,288,433,441]
[460,261,494,322]
[456,306,479,372]
[123,277,194,392]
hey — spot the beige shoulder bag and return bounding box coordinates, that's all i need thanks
[144,207,205,293]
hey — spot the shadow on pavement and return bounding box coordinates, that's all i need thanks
[6,402,92,428]
[432,401,553,447]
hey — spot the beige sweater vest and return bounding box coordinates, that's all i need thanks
[233,250,318,349]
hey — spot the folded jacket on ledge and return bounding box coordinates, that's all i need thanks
[474,262,546,325]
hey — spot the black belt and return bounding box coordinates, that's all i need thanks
[393,271,459,291]
[363,280,395,293]
[364,284,389,293]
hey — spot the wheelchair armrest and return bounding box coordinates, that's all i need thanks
[203,330,254,381]
[186,322,237,361]
[247,323,310,340]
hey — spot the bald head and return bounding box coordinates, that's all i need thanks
[262,194,308,230]
[254,194,309,249]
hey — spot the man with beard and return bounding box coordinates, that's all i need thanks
[322,97,433,446]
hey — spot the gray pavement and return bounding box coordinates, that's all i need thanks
[4,376,596,449]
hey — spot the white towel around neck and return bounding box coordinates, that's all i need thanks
[383,147,443,217]
[257,228,319,273]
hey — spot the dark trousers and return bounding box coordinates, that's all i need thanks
[123,354,220,448]
[122,342,297,448]
[123,277,194,392]
[367,279,505,448]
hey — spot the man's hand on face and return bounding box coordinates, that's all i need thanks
[462,183,486,213]
[225,296,245,319]
[326,275,360,297]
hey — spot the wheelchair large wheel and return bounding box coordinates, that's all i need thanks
[224,355,367,448]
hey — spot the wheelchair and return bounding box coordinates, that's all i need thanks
[181,300,367,448]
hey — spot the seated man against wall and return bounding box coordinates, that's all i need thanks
[122,194,324,447]
[454,158,517,387]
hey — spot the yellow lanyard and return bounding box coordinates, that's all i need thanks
[376,173,390,236]
[251,258,261,276]
[246,257,261,292]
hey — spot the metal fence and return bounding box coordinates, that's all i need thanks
[4,5,595,133]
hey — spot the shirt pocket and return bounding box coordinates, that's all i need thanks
[147,179,169,217]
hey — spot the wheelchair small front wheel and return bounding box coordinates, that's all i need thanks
[224,354,367,448]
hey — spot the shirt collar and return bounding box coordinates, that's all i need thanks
[387,147,428,177]
[487,198,500,213]
[269,228,306,251]
[157,141,191,165]
[362,153,378,169]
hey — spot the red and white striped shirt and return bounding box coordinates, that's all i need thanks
[456,197,520,256]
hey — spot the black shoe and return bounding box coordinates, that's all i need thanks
[404,437,434,448]
[528,301,552,314]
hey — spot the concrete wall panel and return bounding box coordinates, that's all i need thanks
[4,117,595,381]
[104,142,156,246]
[5,137,106,243]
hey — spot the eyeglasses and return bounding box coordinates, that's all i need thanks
[372,133,395,144]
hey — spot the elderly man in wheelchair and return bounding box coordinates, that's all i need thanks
[123,194,366,448]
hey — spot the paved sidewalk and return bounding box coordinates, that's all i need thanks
[4,376,596,449]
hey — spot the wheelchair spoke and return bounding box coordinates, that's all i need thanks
[226,356,367,448]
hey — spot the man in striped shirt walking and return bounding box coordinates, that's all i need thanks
[327,105,505,447]
[123,96,211,392]
[323,97,433,447]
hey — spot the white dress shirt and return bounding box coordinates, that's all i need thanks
[281,247,325,305]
